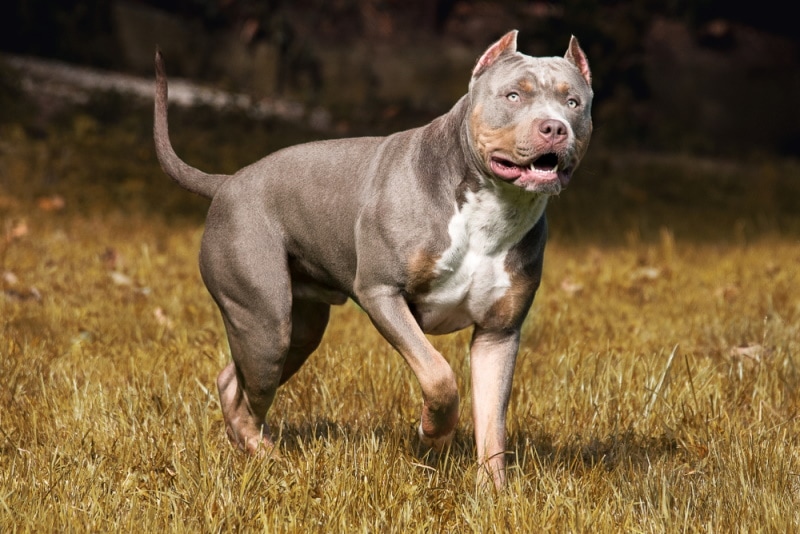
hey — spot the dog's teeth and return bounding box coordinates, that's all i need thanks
[529,162,559,173]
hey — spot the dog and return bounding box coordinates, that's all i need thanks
[153,30,592,489]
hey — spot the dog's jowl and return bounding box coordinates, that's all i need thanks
[153,30,592,490]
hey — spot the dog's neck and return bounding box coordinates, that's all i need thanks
[457,183,547,257]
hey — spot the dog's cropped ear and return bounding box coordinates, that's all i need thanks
[565,36,591,86]
[473,30,518,78]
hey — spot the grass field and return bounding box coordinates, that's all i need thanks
[2,105,800,531]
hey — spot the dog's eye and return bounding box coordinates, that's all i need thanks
[567,98,579,109]
[506,92,520,102]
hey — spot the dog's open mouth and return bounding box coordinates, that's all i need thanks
[489,152,571,191]
[531,153,559,172]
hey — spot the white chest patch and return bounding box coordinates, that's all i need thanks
[415,186,547,334]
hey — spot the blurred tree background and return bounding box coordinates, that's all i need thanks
[1,0,798,157]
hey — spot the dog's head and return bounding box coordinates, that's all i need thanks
[467,30,593,195]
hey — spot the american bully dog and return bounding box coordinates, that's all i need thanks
[153,30,593,489]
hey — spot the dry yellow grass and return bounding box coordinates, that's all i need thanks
[1,112,799,532]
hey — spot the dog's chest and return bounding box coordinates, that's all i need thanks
[413,188,546,334]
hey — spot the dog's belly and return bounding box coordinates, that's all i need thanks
[413,249,511,335]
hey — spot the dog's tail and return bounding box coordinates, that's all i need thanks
[154,50,229,199]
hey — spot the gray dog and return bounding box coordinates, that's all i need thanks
[154,30,592,489]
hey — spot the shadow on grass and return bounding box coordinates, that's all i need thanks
[506,427,681,475]
[272,416,681,479]
[275,418,415,454]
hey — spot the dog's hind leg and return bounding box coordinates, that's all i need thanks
[201,219,293,456]
[214,307,292,454]
[279,299,331,385]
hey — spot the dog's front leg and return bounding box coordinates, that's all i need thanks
[357,289,460,449]
[469,327,521,490]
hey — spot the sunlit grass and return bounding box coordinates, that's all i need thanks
[1,110,799,531]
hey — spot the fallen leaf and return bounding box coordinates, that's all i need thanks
[154,307,174,329]
[37,195,66,212]
[730,344,764,362]
[714,284,740,302]
[630,266,662,282]
[3,286,42,302]
[728,344,773,371]
[5,219,28,242]
[765,262,780,277]
[2,271,19,286]
[694,444,709,459]
[560,277,584,296]
[109,271,133,286]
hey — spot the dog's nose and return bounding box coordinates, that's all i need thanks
[538,119,568,142]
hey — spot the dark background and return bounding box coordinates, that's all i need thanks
[2,0,799,157]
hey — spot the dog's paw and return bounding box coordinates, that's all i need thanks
[417,423,455,452]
